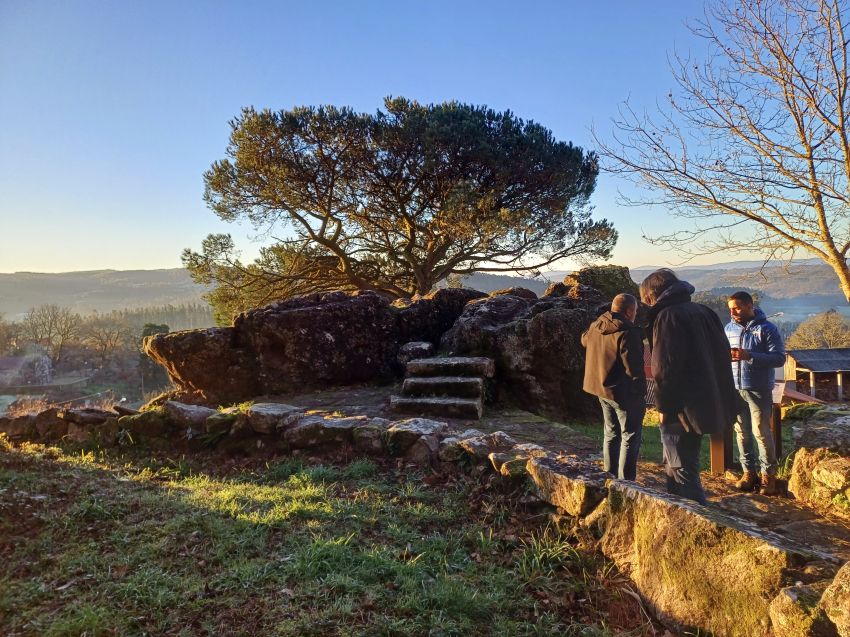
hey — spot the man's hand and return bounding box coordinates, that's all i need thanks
[730,348,751,361]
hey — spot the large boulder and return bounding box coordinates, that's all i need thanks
[599,481,830,637]
[395,288,487,347]
[820,561,850,636]
[440,291,602,418]
[563,264,639,299]
[143,289,483,404]
[236,291,398,393]
[144,327,260,404]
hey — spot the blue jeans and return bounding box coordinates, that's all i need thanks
[734,389,777,476]
[599,397,645,480]
[660,421,707,505]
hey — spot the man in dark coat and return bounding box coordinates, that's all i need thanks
[640,269,737,505]
[581,293,646,480]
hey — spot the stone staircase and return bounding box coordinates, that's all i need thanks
[389,356,495,419]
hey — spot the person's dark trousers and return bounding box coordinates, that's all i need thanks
[659,421,707,505]
[599,397,645,481]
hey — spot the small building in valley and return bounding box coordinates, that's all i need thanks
[785,348,850,401]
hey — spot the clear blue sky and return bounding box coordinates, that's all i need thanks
[0,0,708,273]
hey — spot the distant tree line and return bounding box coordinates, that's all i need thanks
[0,303,211,396]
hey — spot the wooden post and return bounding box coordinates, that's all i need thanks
[710,428,731,475]
[770,403,782,458]
[838,371,844,402]
[810,371,817,398]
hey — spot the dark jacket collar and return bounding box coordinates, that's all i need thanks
[740,307,767,329]
[646,280,696,326]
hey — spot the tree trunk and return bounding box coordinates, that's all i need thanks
[830,259,850,304]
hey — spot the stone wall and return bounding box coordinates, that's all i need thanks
[789,405,850,520]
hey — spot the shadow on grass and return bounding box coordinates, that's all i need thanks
[0,440,656,637]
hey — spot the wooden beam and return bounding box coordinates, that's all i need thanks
[770,404,782,458]
[838,371,844,402]
[810,371,817,398]
[709,428,732,475]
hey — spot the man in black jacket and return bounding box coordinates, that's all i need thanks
[640,269,737,505]
[581,293,646,480]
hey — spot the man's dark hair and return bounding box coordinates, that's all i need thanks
[639,268,679,306]
[729,290,753,305]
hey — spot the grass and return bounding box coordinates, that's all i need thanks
[567,409,795,471]
[0,440,656,636]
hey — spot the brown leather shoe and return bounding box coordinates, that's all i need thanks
[734,471,760,492]
[759,474,778,496]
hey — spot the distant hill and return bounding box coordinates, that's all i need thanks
[1,260,847,322]
[453,273,551,295]
[0,269,210,318]
[628,262,844,299]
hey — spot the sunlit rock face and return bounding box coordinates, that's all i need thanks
[789,407,850,520]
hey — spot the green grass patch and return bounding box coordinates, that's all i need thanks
[0,442,655,636]
[568,411,795,471]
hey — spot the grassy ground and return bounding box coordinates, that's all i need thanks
[568,410,796,475]
[0,438,656,637]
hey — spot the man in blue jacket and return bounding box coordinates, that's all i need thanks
[725,291,786,496]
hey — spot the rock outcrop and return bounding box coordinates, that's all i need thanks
[563,264,640,299]
[599,481,831,637]
[789,407,850,520]
[439,291,602,417]
[144,289,484,405]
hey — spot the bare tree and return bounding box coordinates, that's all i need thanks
[0,314,20,356]
[81,316,133,366]
[597,0,850,301]
[21,305,81,366]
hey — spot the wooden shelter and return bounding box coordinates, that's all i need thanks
[785,348,850,401]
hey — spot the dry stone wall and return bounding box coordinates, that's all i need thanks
[789,406,850,520]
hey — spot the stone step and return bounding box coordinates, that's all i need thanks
[406,356,495,378]
[389,395,483,420]
[401,376,484,399]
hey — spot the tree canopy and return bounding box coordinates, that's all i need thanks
[185,97,616,320]
[787,309,850,348]
[597,0,850,302]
